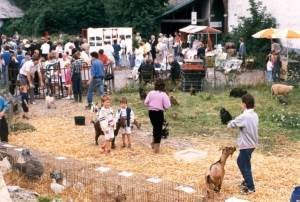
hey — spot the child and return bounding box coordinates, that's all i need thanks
[20,85,30,119]
[266,55,273,82]
[64,63,72,99]
[0,94,9,142]
[98,95,114,154]
[227,94,258,195]
[114,97,134,149]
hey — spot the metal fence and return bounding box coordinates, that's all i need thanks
[0,143,205,202]
[2,62,115,99]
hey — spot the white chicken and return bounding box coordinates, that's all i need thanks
[45,95,56,109]
[50,179,65,194]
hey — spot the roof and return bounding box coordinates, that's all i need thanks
[155,0,196,19]
[179,25,222,34]
[0,0,24,19]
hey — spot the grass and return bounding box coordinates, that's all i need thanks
[10,121,36,133]
[96,82,300,152]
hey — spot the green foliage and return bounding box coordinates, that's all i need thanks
[105,0,167,38]
[38,196,52,202]
[10,121,36,133]
[271,110,300,129]
[4,0,107,36]
[224,0,277,68]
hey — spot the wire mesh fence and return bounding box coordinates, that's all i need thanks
[0,143,205,202]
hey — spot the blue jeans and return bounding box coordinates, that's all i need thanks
[266,70,273,82]
[114,55,120,66]
[72,75,82,102]
[87,78,104,104]
[237,148,255,190]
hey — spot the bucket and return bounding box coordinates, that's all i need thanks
[74,116,85,125]
[290,186,300,202]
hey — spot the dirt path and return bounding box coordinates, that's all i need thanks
[8,99,300,202]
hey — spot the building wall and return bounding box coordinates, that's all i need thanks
[228,0,300,48]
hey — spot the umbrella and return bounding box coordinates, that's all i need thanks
[198,27,222,34]
[252,28,281,39]
[278,29,300,39]
[179,25,207,34]
[253,28,300,64]
[277,29,300,61]
[199,27,222,45]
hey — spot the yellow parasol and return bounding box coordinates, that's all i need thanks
[253,28,300,61]
[252,28,281,39]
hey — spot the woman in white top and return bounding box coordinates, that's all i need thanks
[266,54,273,82]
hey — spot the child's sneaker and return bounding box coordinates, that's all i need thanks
[122,144,126,148]
[240,187,255,195]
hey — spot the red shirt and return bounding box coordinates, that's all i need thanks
[99,54,109,65]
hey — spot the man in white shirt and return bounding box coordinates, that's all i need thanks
[103,42,115,67]
[64,41,75,55]
[40,40,50,59]
[19,56,44,104]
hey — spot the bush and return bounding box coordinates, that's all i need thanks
[271,111,300,129]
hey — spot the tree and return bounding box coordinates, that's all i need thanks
[224,0,277,67]
[3,0,107,36]
[105,0,167,38]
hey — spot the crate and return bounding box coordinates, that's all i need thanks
[181,69,205,92]
[181,80,204,92]
[181,69,206,79]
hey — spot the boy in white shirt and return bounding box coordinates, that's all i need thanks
[114,97,134,149]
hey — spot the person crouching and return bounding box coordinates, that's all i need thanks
[98,95,114,154]
[114,97,135,149]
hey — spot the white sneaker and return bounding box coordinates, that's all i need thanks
[66,96,71,100]
[31,102,36,105]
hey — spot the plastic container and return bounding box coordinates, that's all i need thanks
[291,186,300,202]
[74,116,85,125]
